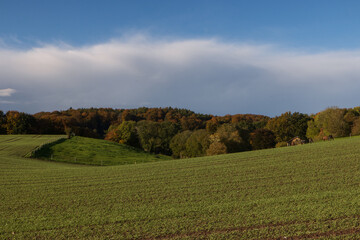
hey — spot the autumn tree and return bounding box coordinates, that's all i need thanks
[206,141,227,156]
[120,109,138,122]
[145,108,165,122]
[180,114,204,131]
[5,111,36,134]
[205,117,220,133]
[208,123,249,154]
[351,117,360,136]
[164,110,182,123]
[114,121,139,147]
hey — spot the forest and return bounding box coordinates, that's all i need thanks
[1,106,360,158]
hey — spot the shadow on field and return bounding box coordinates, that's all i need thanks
[32,138,67,159]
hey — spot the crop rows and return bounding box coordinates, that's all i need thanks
[0,135,66,157]
[1,135,360,239]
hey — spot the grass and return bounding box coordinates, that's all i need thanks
[0,135,65,158]
[32,136,171,166]
[1,135,360,239]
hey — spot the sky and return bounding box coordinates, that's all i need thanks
[1,0,360,116]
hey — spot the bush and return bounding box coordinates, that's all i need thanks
[275,142,288,148]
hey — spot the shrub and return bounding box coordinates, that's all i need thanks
[275,142,288,148]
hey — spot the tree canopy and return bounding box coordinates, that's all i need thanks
[1,106,360,158]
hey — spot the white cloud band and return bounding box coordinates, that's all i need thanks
[0,36,359,115]
[0,88,16,97]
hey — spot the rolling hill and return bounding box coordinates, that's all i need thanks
[1,135,360,239]
[32,136,171,166]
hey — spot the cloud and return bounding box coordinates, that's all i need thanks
[0,36,359,116]
[0,100,15,104]
[0,88,16,97]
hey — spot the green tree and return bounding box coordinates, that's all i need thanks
[0,111,6,134]
[316,107,350,137]
[184,129,210,158]
[266,112,310,142]
[306,118,321,140]
[210,123,249,153]
[169,130,192,158]
[116,121,139,147]
[250,128,276,150]
[136,121,179,154]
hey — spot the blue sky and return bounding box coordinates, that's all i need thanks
[2,0,360,49]
[1,1,360,116]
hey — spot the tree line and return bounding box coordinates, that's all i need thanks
[1,106,360,158]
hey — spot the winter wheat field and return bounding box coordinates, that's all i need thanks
[1,135,360,239]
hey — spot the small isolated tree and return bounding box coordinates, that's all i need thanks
[64,127,72,139]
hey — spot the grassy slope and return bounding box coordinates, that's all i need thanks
[33,136,171,166]
[1,135,360,239]
[0,135,65,158]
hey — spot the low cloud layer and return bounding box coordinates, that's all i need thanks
[0,88,16,97]
[0,36,359,116]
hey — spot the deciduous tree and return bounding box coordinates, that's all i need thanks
[250,128,276,150]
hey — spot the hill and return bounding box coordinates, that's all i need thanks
[33,136,171,165]
[1,135,360,239]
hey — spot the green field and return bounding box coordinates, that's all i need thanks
[33,136,171,165]
[0,135,66,158]
[1,135,360,239]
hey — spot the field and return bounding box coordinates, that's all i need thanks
[0,135,66,158]
[33,136,171,165]
[1,135,360,239]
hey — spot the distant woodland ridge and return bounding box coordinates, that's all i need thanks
[1,106,359,158]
